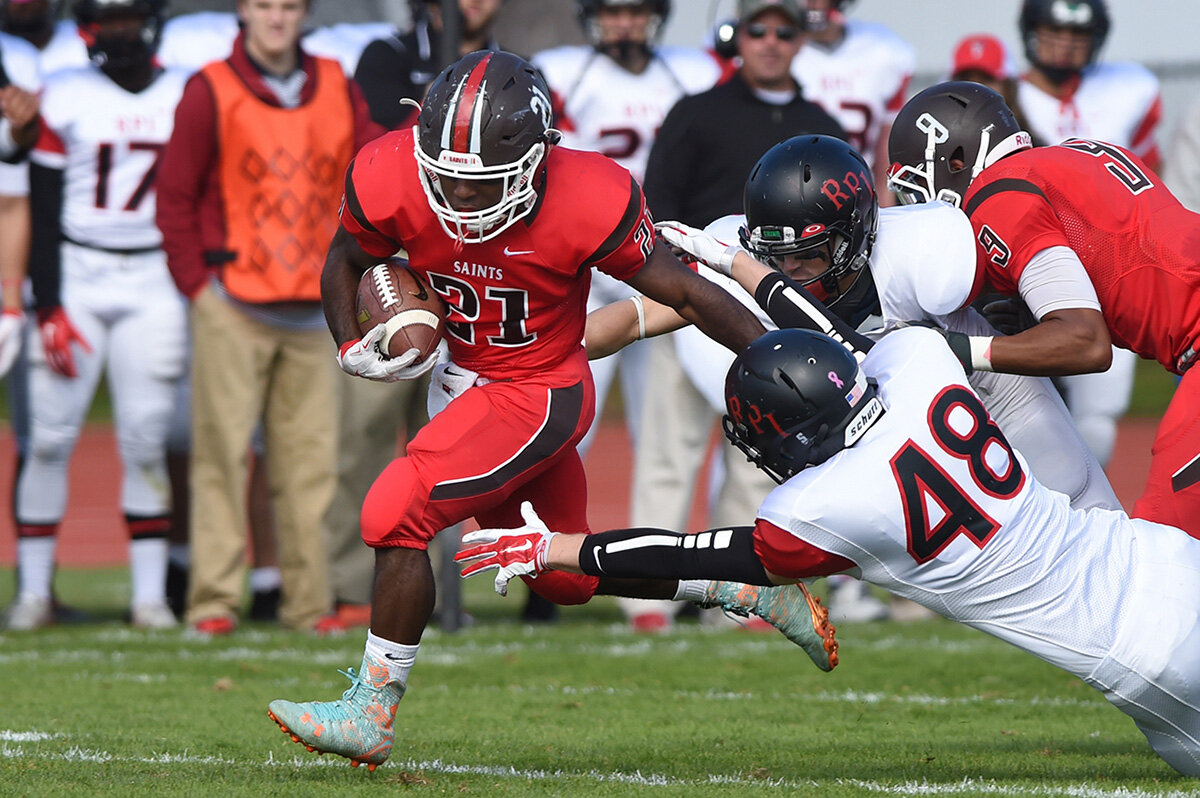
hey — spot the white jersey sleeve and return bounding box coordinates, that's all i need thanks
[33,67,189,249]
[871,202,976,322]
[1018,62,1161,162]
[790,20,914,167]
[532,44,719,184]
[157,12,239,73]
[756,325,1135,678]
[674,214,772,411]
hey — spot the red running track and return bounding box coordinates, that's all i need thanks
[0,419,1159,567]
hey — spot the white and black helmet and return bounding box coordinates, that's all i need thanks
[887,81,1032,208]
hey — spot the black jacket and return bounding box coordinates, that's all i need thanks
[644,73,845,228]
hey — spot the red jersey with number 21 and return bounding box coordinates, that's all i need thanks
[963,140,1200,373]
[341,128,655,381]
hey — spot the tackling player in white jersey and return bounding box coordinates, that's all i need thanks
[6,0,186,631]
[671,136,1119,514]
[789,0,913,203]
[461,321,1200,778]
[1014,0,1160,467]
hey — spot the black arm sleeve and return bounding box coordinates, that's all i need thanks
[28,162,63,310]
[578,526,773,586]
[753,271,875,359]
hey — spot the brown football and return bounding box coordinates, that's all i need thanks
[356,259,447,362]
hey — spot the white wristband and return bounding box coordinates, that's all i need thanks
[630,295,646,340]
[969,335,994,372]
[0,118,15,159]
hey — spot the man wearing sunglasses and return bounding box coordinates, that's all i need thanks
[635,0,844,634]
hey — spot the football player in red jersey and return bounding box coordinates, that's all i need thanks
[265,51,802,771]
[887,80,1200,542]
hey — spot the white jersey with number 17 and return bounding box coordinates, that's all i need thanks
[31,66,189,250]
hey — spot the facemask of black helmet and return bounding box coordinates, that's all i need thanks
[578,0,669,64]
[740,214,874,311]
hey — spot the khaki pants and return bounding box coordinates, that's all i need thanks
[186,288,336,630]
[323,371,428,606]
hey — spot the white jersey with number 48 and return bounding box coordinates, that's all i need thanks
[31,67,189,250]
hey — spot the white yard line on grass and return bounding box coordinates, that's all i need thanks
[0,743,1190,796]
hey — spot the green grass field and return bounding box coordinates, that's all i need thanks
[1,569,1197,797]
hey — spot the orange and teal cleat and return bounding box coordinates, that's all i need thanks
[267,651,404,771]
[699,581,839,672]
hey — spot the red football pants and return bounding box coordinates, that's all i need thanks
[1133,366,1200,539]
[360,364,600,604]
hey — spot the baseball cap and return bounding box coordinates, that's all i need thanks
[737,0,803,25]
[950,34,1013,81]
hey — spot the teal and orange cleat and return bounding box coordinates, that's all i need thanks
[267,652,404,771]
[699,581,839,672]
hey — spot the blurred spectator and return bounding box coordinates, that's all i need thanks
[0,0,88,73]
[949,33,1042,145]
[156,0,382,635]
[354,0,502,130]
[1165,92,1200,212]
[9,0,183,631]
[1014,0,1159,468]
[790,0,914,205]
[635,0,842,631]
[533,0,721,631]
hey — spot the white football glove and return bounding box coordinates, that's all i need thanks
[454,501,558,597]
[655,220,741,277]
[0,309,22,378]
[337,323,432,382]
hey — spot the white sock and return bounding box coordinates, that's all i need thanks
[249,566,281,593]
[168,543,189,568]
[17,537,56,599]
[366,630,419,686]
[129,537,168,606]
[673,580,709,603]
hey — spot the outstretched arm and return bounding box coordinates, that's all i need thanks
[583,295,688,359]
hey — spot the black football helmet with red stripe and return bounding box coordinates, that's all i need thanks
[724,328,883,484]
[739,135,877,320]
[415,51,558,243]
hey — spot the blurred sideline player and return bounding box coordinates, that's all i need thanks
[460,322,1200,779]
[0,0,87,74]
[532,0,720,631]
[1015,0,1161,467]
[790,0,913,205]
[8,0,185,631]
[354,0,503,131]
[948,33,1040,145]
[262,52,828,772]
[887,81,1200,540]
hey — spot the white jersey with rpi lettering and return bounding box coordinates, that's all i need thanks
[532,45,720,183]
[0,31,43,193]
[790,20,914,168]
[675,206,1119,512]
[31,67,188,250]
[756,326,1140,677]
[157,11,238,73]
[1018,62,1161,164]
[38,20,89,75]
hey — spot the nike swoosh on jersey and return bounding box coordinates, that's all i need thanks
[503,246,535,256]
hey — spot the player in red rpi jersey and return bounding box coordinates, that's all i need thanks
[264,51,842,772]
[888,80,1200,542]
